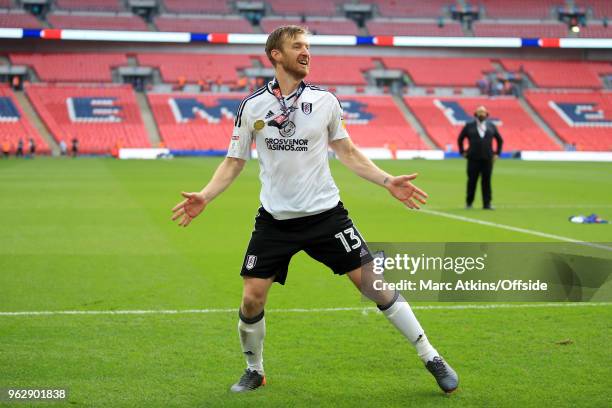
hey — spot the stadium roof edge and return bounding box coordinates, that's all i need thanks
[0,28,611,49]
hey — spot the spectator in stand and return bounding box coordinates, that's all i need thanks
[12,75,21,91]
[236,76,248,91]
[476,77,488,95]
[1,139,10,159]
[71,137,79,158]
[16,138,24,157]
[59,139,67,156]
[28,138,36,158]
[503,80,512,95]
[178,76,186,91]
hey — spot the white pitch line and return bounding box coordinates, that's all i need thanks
[421,209,612,252]
[0,302,609,317]
[429,204,612,210]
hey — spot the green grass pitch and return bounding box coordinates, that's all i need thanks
[0,157,611,407]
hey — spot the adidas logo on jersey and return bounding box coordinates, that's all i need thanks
[265,110,275,119]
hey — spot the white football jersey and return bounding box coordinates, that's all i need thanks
[227,80,349,220]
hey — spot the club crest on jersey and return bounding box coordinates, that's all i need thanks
[279,120,296,137]
[301,102,312,115]
[245,255,257,270]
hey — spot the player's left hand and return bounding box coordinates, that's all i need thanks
[385,174,428,210]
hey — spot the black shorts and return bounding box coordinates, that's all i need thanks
[240,202,373,285]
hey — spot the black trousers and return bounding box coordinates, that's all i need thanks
[466,158,493,207]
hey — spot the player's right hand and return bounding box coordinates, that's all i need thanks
[171,192,207,227]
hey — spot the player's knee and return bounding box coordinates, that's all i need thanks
[241,292,265,316]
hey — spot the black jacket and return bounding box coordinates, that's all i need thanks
[457,120,503,160]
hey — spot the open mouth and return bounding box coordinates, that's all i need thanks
[298,59,309,66]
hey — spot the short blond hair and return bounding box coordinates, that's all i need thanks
[265,25,309,66]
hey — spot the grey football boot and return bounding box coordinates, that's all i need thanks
[425,356,459,393]
[230,369,266,392]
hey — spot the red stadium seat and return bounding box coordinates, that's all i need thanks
[147,93,241,150]
[0,10,42,28]
[155,16,254,33]
[383,57,495,87]
[25,84,149,154]
[48,13,148,31]
[137,53,253,84]
[578,25,612,38]
[366,20,464,37]
[260,55,375,86]
[473,22,569,37]
[524,90,612,151]
[9,53,127,83]
[266,0,342,17]
[404,96,561,151]
[0,85,49,154]
[500,59,611,89]
[343,95,430,149]
[163,0,229,14]
[147,93,428,150]
[578,0,612,18]
[55,0,122,12]
[261,17,359,35]
[478,0,558,18]
[361,0,452,18]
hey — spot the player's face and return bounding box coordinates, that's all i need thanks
[278,34,310,79]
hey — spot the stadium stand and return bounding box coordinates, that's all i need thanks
[524,90,612,151]
[10,53,127,83]
[0,0,11,8]
[0,84,49,154]
[155,15,254,33]
[266,0,341,17]
[366,20,464,36]
[579,0,612,18]
[261,17,359,35]
[55,0,123,12]
[500,59,610,88]
[342,95,430,149]
[382,57,494,87]
[477,0,558,19]
[260,55,374,85]
[579,25,612,38]
[48,13,148,31]
[25,84,149,153]
[163,0,230,14]
[364,0,452,18]
[404,96,561,151]
[137,53,253,84]
[147,93,241,150]
[147,93,427,150]
[472,22,569,37]
[0,9,42,28]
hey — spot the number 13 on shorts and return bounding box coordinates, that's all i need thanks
[334,227,362,252]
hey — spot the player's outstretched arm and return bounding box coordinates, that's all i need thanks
[171,157,246,227]
[330,138,428,210]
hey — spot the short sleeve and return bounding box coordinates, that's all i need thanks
[227,104,253,160]
[328,95,349,142]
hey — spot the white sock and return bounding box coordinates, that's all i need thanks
[238,310,265,374]
[379,294,438,362]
